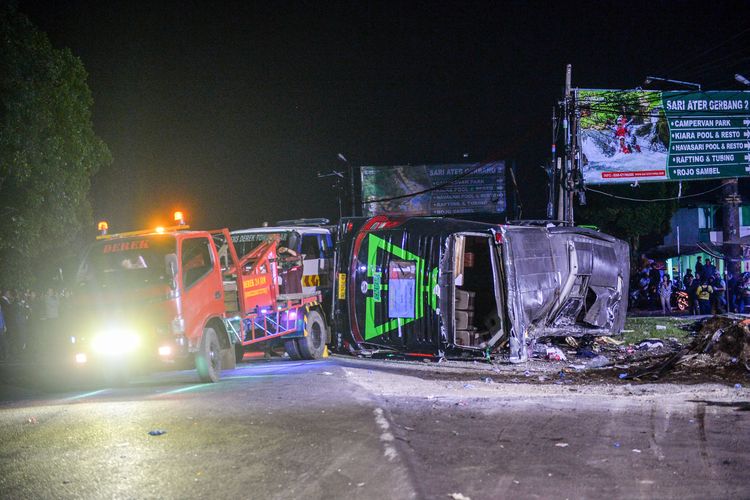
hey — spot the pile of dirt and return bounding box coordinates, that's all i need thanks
[622,315,750,381]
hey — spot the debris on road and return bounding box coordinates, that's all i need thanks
[622,315,750,380]
[532,343,568,361]
[587,355,610,368]
[637,340,664,351]
[148,429,167,436]
[596,336,624,346]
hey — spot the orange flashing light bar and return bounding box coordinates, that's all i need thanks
[97,221,109,236]
[174,211,186,225]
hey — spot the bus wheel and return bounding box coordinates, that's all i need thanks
[196,327,221,383]
[298,310,327,360]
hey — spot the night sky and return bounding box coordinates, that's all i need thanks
[17,1,750,231]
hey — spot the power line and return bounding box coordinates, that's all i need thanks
[584,183,725,203]
[665,26,750,76]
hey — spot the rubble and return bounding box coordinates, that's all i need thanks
[623,315,750,380]
[521,316,749,383]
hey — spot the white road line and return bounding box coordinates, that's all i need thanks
[64,389,109,401]
[374,407,399,461]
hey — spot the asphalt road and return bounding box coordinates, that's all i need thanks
[0,356,748,499]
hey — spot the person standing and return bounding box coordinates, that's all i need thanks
[702,259,716,282]
[683,269,694,288]
[711,272,726,314]
[696,279,714,315]
[695,256,704,278]
[686,275,700,315]
[658,274,673,315]
[727,271,738,313]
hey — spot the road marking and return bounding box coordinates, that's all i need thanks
[162,384,207,395]
[373,407,399,461]
[65,389,109,401]
[221,374,284,380]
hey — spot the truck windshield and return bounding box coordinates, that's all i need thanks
[76,235,176,288]
[231,231,298,259]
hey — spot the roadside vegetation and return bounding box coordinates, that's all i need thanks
[621,316,696,345]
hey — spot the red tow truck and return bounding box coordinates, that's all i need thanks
[69,213,328,383]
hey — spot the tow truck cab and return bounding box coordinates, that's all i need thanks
[70,227,234,382]
[230,223,335,309]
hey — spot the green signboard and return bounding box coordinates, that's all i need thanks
[360,162,506,216]
[577,90,750,184]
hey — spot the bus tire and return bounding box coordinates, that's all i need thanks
[298,310,327,360]
[284,339,302,360]
[196,327,221,383]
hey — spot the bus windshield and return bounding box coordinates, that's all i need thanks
[76,235,176,288]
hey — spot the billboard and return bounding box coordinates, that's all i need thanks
[360,162,506,217]
[577,89,750,184]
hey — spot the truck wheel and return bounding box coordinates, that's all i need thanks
[234,343,245,363]
[221,346,237,370]
[284,339,302,360]
[196,327,221,383]
[298,310,327,360]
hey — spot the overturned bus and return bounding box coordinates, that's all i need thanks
[332,216,629,362]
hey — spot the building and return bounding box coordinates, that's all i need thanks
[656,204,750,279]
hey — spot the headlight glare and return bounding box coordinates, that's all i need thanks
[91,328,141,355]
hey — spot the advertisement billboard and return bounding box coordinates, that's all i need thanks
[577,89,750,184]
[360,162,506,217]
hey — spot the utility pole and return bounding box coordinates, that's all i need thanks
[337,153,357,217]
[547,106,557,220]
[558,64,574,224]
[317,170,345,221]
[722,177,742,277]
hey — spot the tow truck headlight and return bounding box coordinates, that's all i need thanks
[91,329,141,355]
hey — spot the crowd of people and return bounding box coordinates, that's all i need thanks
[632,255,750,316]
[0,287,66,361]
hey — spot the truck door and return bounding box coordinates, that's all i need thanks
[300,233,331,295]
[179,236,223,345]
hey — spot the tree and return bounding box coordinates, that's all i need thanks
[0,6,111,287]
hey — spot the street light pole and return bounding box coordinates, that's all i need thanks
[644,76,702,91]
[337,153,356,217]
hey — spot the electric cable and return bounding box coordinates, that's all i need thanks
[664,26,750,76]
[584,183,725,203]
